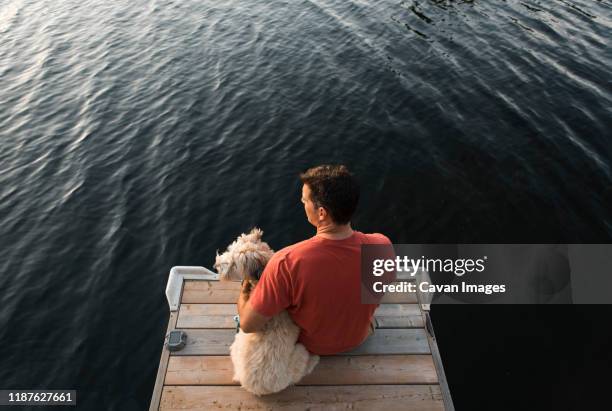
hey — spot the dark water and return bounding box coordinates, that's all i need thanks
[1,0,611,410]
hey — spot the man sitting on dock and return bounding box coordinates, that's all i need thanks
[237,164,392,355]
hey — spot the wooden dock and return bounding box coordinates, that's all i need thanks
[150,267,453,410]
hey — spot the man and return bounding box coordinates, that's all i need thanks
[237,164,392,355]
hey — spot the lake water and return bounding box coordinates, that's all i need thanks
[1,0,610,409]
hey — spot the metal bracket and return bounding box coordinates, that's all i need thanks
[425,312,436,340]
[165,266,219,311]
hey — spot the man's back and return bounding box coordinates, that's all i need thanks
[249,231,391,355]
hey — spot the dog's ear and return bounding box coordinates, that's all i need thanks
[234,253,267,282]
[215,249,240,282]
[218,260,242,282]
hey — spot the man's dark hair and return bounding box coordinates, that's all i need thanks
[299,165,360,225]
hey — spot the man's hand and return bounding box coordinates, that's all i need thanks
[237,281,271,333]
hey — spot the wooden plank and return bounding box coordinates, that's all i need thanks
[301,354,437,384]
[182,280,241,304]
[149,311,179,411]
[341,329,430,355]
[166,356,235,385]
[177,304,237,328]
[172,329,235,356]
[177,303,424,329]
[165,355,438,386]
[171,329,430,356]
[374,304,424,328]
[182,280,416,304]
[160,385,444,411]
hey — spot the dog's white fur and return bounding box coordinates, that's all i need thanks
[214,228,319,396]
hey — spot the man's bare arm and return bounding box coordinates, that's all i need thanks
[237,283,271,333]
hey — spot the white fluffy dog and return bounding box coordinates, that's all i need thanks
[214,228,319,396]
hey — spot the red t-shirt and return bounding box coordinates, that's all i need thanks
[248,231,392,355]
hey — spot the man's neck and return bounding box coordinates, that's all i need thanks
[316,223,354,240]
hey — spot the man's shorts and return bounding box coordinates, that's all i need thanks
[367,317,377,337]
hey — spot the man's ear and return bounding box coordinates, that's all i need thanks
[317,206,327,220]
